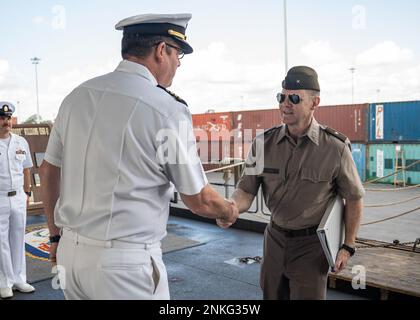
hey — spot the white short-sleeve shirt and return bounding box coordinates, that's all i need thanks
[45,60,208,242]
[0,133,33,192]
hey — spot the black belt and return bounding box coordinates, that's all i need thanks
[270,221,318,238]
[7,191,17,197]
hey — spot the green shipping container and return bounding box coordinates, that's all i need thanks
[367,144,420,185]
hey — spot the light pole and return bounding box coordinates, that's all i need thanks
[16,101,20,124]
[349,67,356,104]
[284,0,289,73]
[31,57,41,123]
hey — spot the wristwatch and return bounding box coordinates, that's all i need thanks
[49,235,61,244]
[25,191,32,197]
[341,244,356,256]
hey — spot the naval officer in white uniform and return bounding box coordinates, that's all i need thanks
[40,13,239,300]
[0,102,35,299]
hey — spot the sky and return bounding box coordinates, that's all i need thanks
[1,0,420,121]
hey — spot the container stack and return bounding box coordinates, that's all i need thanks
[366,101,420,185]
[192,100,420,185]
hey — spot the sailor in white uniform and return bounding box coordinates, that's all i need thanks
[0,102,35,299]
[40,13,238,300]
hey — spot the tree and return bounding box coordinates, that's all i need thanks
[23,114,42,124]
[22,114,53,125]
[40,119,53,126]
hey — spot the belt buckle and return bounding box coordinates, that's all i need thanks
[8,191,17,197]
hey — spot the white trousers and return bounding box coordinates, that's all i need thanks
[0,191,27,288]
[57,229,170,300]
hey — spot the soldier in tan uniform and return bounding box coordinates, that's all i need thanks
[227,66,365,300]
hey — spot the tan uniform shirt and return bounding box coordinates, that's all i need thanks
[237,119,365,230]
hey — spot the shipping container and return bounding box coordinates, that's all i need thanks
[192,112,233,141]
[351,143,367,182]
[232,109,282,140]
[11,124,52,215]
[369,101,420,143]
[315,104,369,143]
[367,144,420,185]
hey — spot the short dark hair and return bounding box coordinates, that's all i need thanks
[121,35,172,59]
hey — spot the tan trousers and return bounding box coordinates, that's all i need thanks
[56,229,170,300]
[260,224,329,300]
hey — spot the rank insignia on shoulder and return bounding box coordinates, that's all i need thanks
[323,126,348,143]
[261,125,283,137]
[157,85,188,107]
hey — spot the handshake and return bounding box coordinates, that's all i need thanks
[216,198,239,229]
[182,186,251,230]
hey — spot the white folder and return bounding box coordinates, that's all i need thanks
[316,195,345,269]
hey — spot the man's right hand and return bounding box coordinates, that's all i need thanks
[217,199,239,229]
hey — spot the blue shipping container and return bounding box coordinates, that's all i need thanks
[369,101,420,142]
[351,143,366,182]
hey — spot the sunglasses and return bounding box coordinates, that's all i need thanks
[276,93,303,105]
[164,42,185,60]
[153,42,185,60]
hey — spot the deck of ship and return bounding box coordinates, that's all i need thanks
[169,172,420,300]
[14,171,420,300]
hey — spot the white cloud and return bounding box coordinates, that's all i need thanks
[161,40,420,112]
[0,59,10,84]
[279,40,420,106]
[33,16,46,24]
[356,41,414,66]
[0,58,119,122]
[172,42,282,113]
[0,59,9,74]
[300,41,341,64]
[4,40,420,122]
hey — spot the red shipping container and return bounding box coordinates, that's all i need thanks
[232,109,282,140]
[315,104,369,143]
[192,112,233,141]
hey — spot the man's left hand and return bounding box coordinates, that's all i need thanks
[26,195,30,207]
[49,242,59,267]
[333,249,351,273]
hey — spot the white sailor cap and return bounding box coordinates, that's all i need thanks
[115,13,193,54]
[0,102,15,117]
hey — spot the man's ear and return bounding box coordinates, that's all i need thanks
[154,42,166,63]
[313,96,321,110]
